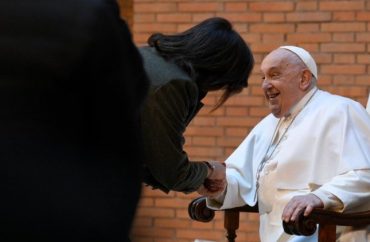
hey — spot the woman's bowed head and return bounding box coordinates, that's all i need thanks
[148,17,254,110]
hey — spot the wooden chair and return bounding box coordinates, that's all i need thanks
[188,196,370,242]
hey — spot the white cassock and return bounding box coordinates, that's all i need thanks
[207,88,370,242]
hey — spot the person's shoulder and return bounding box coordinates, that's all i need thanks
[316,90,367,116]
[139,46,166,65]
[320,90,361,107]
[138,46,151,55]
[139,46,192,86]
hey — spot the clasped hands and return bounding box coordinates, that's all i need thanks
[197,161,226,198]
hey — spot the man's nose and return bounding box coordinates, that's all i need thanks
[262,79,272,89]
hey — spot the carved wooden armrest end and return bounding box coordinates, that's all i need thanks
[188,196,215,223]
[283,209,370,236]
[283,211,317,236]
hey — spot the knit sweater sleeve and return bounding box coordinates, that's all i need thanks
[141,79,208,193]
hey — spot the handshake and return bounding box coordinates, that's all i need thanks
[197,161,227,198]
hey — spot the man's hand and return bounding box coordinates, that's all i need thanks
[198,161,227,198]
[197,182,226,199]
[282,193,324,222]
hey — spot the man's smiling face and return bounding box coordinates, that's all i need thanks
[260,49,306,118]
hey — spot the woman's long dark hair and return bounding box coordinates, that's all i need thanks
[148,17,254,110]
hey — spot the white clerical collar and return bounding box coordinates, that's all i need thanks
[285,86,318,119]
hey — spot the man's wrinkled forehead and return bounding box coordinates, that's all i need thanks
[261,49,292,72]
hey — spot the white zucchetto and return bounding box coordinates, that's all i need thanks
[279,45,318,79]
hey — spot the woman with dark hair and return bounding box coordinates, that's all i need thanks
[139,17,254,194]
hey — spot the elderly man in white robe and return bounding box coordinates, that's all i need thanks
[202,46,370,242]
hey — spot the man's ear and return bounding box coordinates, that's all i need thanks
[299,69,312,91]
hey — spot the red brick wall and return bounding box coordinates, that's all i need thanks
[118,0,133,29]
[124,1,370,241]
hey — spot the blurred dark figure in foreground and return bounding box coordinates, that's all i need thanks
[0,0,148,241]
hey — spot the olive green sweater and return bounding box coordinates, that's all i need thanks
[139,46,208,193]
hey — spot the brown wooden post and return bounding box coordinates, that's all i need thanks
[318,223,336,242]
[224,210,240,242]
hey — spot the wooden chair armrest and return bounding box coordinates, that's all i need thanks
[188,196,259,241]
[283,208,370,236]
[226,203,259,213]
[188,196,215,222]
[188,196,259,223]
[189,197,370,242]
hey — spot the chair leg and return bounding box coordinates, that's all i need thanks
[224,210,240,242]
[318,224,336,242]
